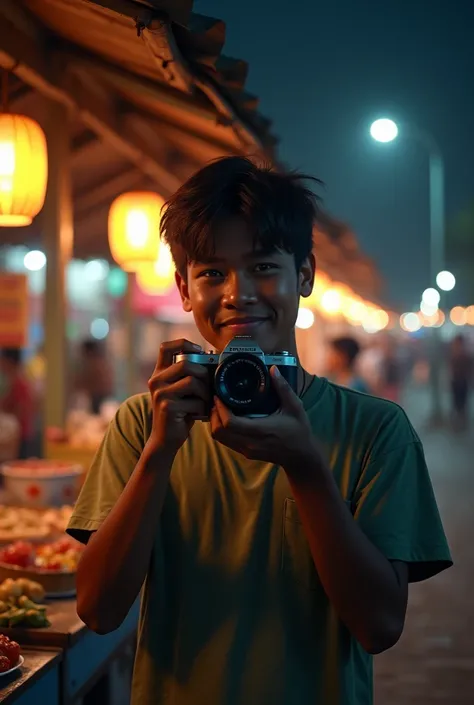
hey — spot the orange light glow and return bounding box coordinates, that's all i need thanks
[466,305,474,325]
[108,191,166,271]
[0,114,48,226]
[135,241,175,296]
[450,306,467,326]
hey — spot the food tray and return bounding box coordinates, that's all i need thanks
[0,563,76,597]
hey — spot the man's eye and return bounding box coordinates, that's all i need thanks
[199,269,223,278]
[255,263,278,272]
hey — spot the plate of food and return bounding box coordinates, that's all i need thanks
[0,505,74,545]
[0,636,23,676]
[0,538,83,597]
[0,577,50,628]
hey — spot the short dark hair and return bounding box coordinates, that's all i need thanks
[160,156,322,276]
[331,337,361,367]
[1,348,22,366]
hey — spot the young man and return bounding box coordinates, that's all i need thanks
[0,348,35,458]
[326,336,370,393]
[68,157,452,705]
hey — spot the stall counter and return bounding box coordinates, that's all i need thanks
[1,598,139,705]
[0,648,62,705]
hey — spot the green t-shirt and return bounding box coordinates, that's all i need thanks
[67,377,452,705]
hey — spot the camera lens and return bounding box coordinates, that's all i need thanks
[215,353,269,412]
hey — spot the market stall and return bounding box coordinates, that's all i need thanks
[0,460,138,704]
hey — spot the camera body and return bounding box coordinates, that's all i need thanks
[173,336,298,417]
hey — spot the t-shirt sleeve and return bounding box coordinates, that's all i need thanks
[352,412,453,583]
[66,394,149,545]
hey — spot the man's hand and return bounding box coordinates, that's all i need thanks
[210,366,319,467]
[148,339,210,455]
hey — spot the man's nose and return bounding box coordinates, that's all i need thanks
[222,272,258,307]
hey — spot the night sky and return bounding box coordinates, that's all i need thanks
[197,0,474,309]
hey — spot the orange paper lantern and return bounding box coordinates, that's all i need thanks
[108,191,165,271]
[0,114,48,227]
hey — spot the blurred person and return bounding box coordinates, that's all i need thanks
[73,339,114,415]
[449,334,472,428]
[326,336,370,393]
[68,157,451,705]
[379,340,402,402]
[0,349,36,458]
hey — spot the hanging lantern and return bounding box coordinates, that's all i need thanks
[108,191,166,271]
[0,114,48,227]
[136,241,175,296]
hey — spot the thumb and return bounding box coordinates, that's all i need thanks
[270,366,302,413]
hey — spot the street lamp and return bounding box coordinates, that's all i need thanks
[370,118,398,143]
[436,270,455,292]
[370,117,446,423]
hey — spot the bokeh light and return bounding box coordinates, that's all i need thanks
[296,307,315,330]
[436,270,456,292]
[422,287,440,307]
[450,306,467,326]
[90,318,110,339]
[85,259,109,281]
[24,250,46,271]
[400,312,421,333]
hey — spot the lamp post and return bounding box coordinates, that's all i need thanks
[370,118,446,423]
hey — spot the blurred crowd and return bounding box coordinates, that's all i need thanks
[326,332,473,429]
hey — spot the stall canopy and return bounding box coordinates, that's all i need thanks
[0,0,277,258]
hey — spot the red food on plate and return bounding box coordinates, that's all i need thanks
[0,538,83,572]
[0,655,11,673]
[0,542,34,569]
[0,639,20,667]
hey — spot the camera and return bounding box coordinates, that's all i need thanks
[173,336,298,417]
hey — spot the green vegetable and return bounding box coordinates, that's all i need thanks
[18,596,47,611]
[25,609,50,628]
[8,608,26,626]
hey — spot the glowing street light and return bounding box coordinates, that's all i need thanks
[422,287,441,307]
[436,270,455,292]
[370,118,399,143]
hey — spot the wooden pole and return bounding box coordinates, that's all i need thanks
[124,272,136,397]
[43,99,73,435]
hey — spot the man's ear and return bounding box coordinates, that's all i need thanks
[299,253,316,298]
[175,270,192,313]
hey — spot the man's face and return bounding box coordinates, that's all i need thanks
[175,218,314,353]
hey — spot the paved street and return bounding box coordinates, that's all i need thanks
[374,385,474,704]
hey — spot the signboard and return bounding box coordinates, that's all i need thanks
[0,273,29,348]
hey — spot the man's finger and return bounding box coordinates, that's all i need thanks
[154,339,202,374]
[213,397,256,433]
[271,367,303,413]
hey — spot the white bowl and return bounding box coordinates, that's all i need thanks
[1,460,84,508]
